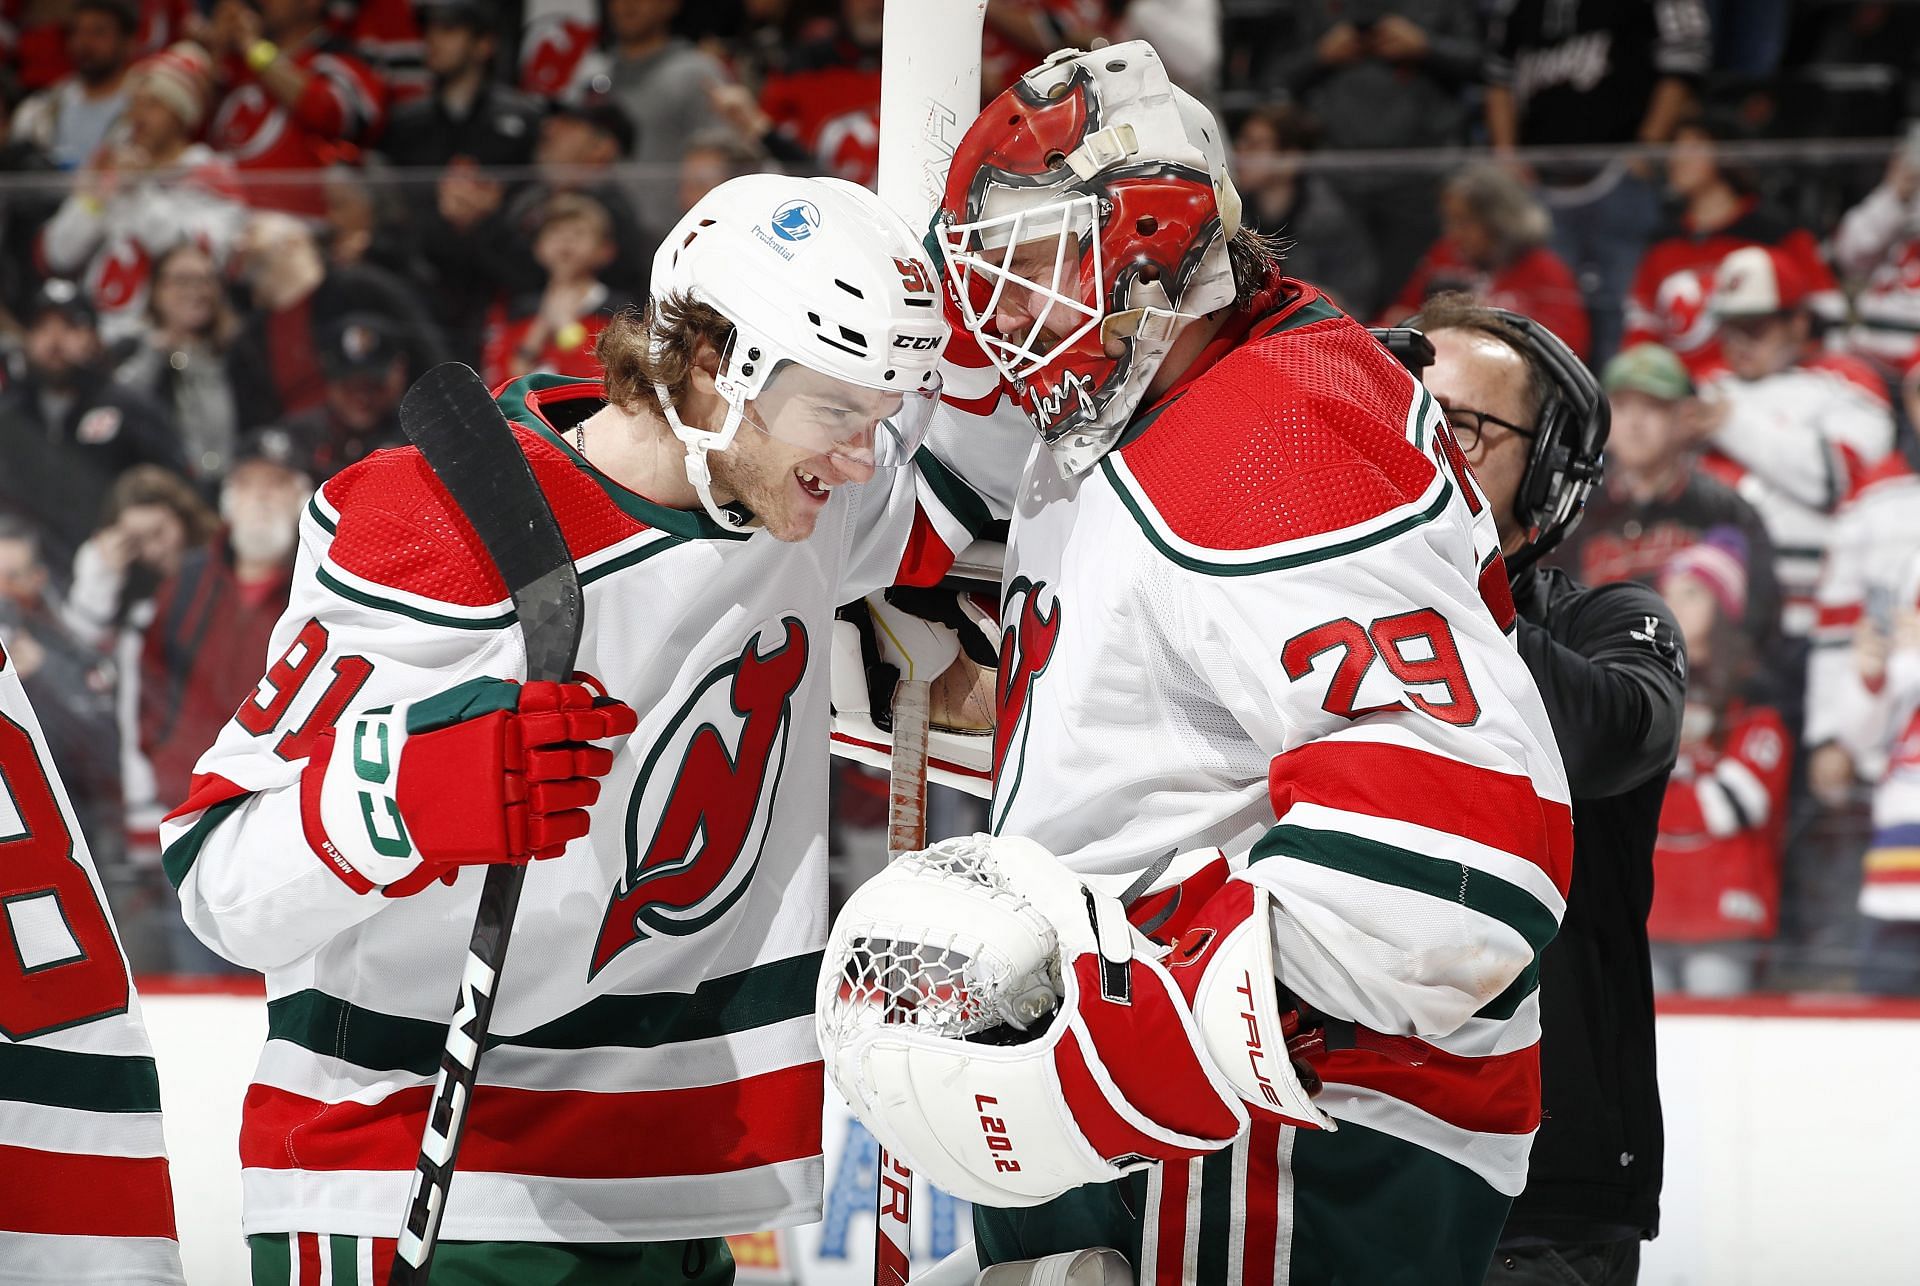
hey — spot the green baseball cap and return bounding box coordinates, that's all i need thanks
[1602,343,1693,401]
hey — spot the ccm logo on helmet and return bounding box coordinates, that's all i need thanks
[893,334,941,350]
[1236,970,1285,1111]
[975,1094,1023,1173]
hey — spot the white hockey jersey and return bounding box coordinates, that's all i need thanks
[984,286,1572,1199]
[158,375,998,1243]
[1700,355,1895,634]
[0,634,184,1284]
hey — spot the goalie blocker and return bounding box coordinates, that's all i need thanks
[816,834,1329,1210]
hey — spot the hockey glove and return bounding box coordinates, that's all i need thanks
[817,833,1247,1208]
[301,677,638,896]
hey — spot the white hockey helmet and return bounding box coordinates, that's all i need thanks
[650,174,950,528]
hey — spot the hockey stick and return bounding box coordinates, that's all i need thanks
[875,676,931,1286]
[388,363,584,1285]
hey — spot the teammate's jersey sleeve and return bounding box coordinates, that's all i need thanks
[0,635,185,1283]
[1153,388,1572,1039]
[160,473,524,972]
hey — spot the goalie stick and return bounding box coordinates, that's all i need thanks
[388,363,585,1285]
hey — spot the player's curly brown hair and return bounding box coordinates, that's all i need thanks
[596,292,736,415]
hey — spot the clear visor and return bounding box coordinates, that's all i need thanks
[738,358,942,470]
[940,194,1104,384]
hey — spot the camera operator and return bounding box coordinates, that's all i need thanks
[1411,293,1687,1286]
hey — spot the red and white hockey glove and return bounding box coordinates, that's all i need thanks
[1136,852,1334,1131]
[817,833,1248,1208]
[301,677,638,896]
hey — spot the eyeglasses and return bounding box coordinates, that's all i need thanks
[1445,407,1538,453]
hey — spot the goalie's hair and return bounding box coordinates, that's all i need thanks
[596,292,736,415]
[1227,226,1289,308]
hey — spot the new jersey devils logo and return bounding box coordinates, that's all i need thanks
[991,579,1061,830]
[590,618,809,978]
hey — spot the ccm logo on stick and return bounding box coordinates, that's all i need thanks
[975,1094,1022,1173]
[1236,971,1285,1110]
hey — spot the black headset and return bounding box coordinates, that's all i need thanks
[1482,308,1608,578]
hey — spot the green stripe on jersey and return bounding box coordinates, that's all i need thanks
[1100,459,1454,578]
[0,1044,162,1113]
[268,953,824,1074]
[1474,961,1539,1022]
[249,1232,291,1284]
[331,1233,358,1285]
[1252,823,1558,953]
[1193,1146,1237,1285]
[912,445,997,541]
[162,795,247,889]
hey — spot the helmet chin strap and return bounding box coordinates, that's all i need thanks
[653,382,758,531]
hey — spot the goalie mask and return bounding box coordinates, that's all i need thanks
[650,174,950,528]
[934,41,1242,477]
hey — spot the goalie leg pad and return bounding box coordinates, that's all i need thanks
[976,1248,1133,1286]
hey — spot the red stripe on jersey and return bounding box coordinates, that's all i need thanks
[894,509,959,587]
[1269,740,1575,897]
[1816,602,1864,631]
[372,1237,398,1286]
[1242,1119,1284,1285]
[1068,958,1243,1146]
[0,1144,178,1238]
[1152,1159,1190,1286]
[297,1231,321,1285]
[1320,1036,1542,1136]
[1478,555,1517,632]
[1866,866,1920,886]
[240,1063,824,1179]
[163,770,252,823]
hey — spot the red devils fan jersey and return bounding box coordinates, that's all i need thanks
[1649,704,1791,942]
[208,33,386,217]
[759,58,881,187]
[1623,203,1837,376]
[970,284,1571,1277]
[157,375,996,1243]
[0,634,184,1283]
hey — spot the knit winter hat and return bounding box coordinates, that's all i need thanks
[129,42,214,133]
[1660,526,1749,621]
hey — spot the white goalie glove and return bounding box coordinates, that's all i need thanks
[816,834,1249,1208]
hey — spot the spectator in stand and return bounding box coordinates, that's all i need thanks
[756,0,887,187]
[1485,0,1711,364]
[1385,161,1591,359]
[1624,113,1840,378]
[60,465,218,857]
[0,515,123,863]
[280,315,408,479]
[138,428,307,814]
[200,0,388,218]
[1279,0,1482,318]
[9,0,139,169]
[1830,137,1920,381]
[226,211,448,428]
[498,99,655,301]
[675,127,768,218]
[1231,104,1379,317]
[378,0,542,172]
[1803,358,1920,818]
[565,0,728,234]
[1692,245,1895,639]
[1557,342,1781,647]
[482,194,630,390]
[39,42,246,345]
[0,279,182,563]
[1648,532,1792,998]
[111,242,248,483]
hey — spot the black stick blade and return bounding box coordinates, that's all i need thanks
[398,363,583,683]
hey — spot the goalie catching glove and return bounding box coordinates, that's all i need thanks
[816,833,1248,1207]
[301,676,638,896]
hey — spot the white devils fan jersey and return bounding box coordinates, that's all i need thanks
[158,374,997,1243]
[983,287,1573,1245]
[0,636,184,1283]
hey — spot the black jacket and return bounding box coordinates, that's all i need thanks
[1503,566,1686,1244]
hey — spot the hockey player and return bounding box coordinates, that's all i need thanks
[158,173,1002,1284]
[818,43,1572,1286]
[0,631,185,1284]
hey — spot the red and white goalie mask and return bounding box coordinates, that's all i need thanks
[934,41,1243,477]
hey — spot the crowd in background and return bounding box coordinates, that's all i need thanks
[4,0,1920,993]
